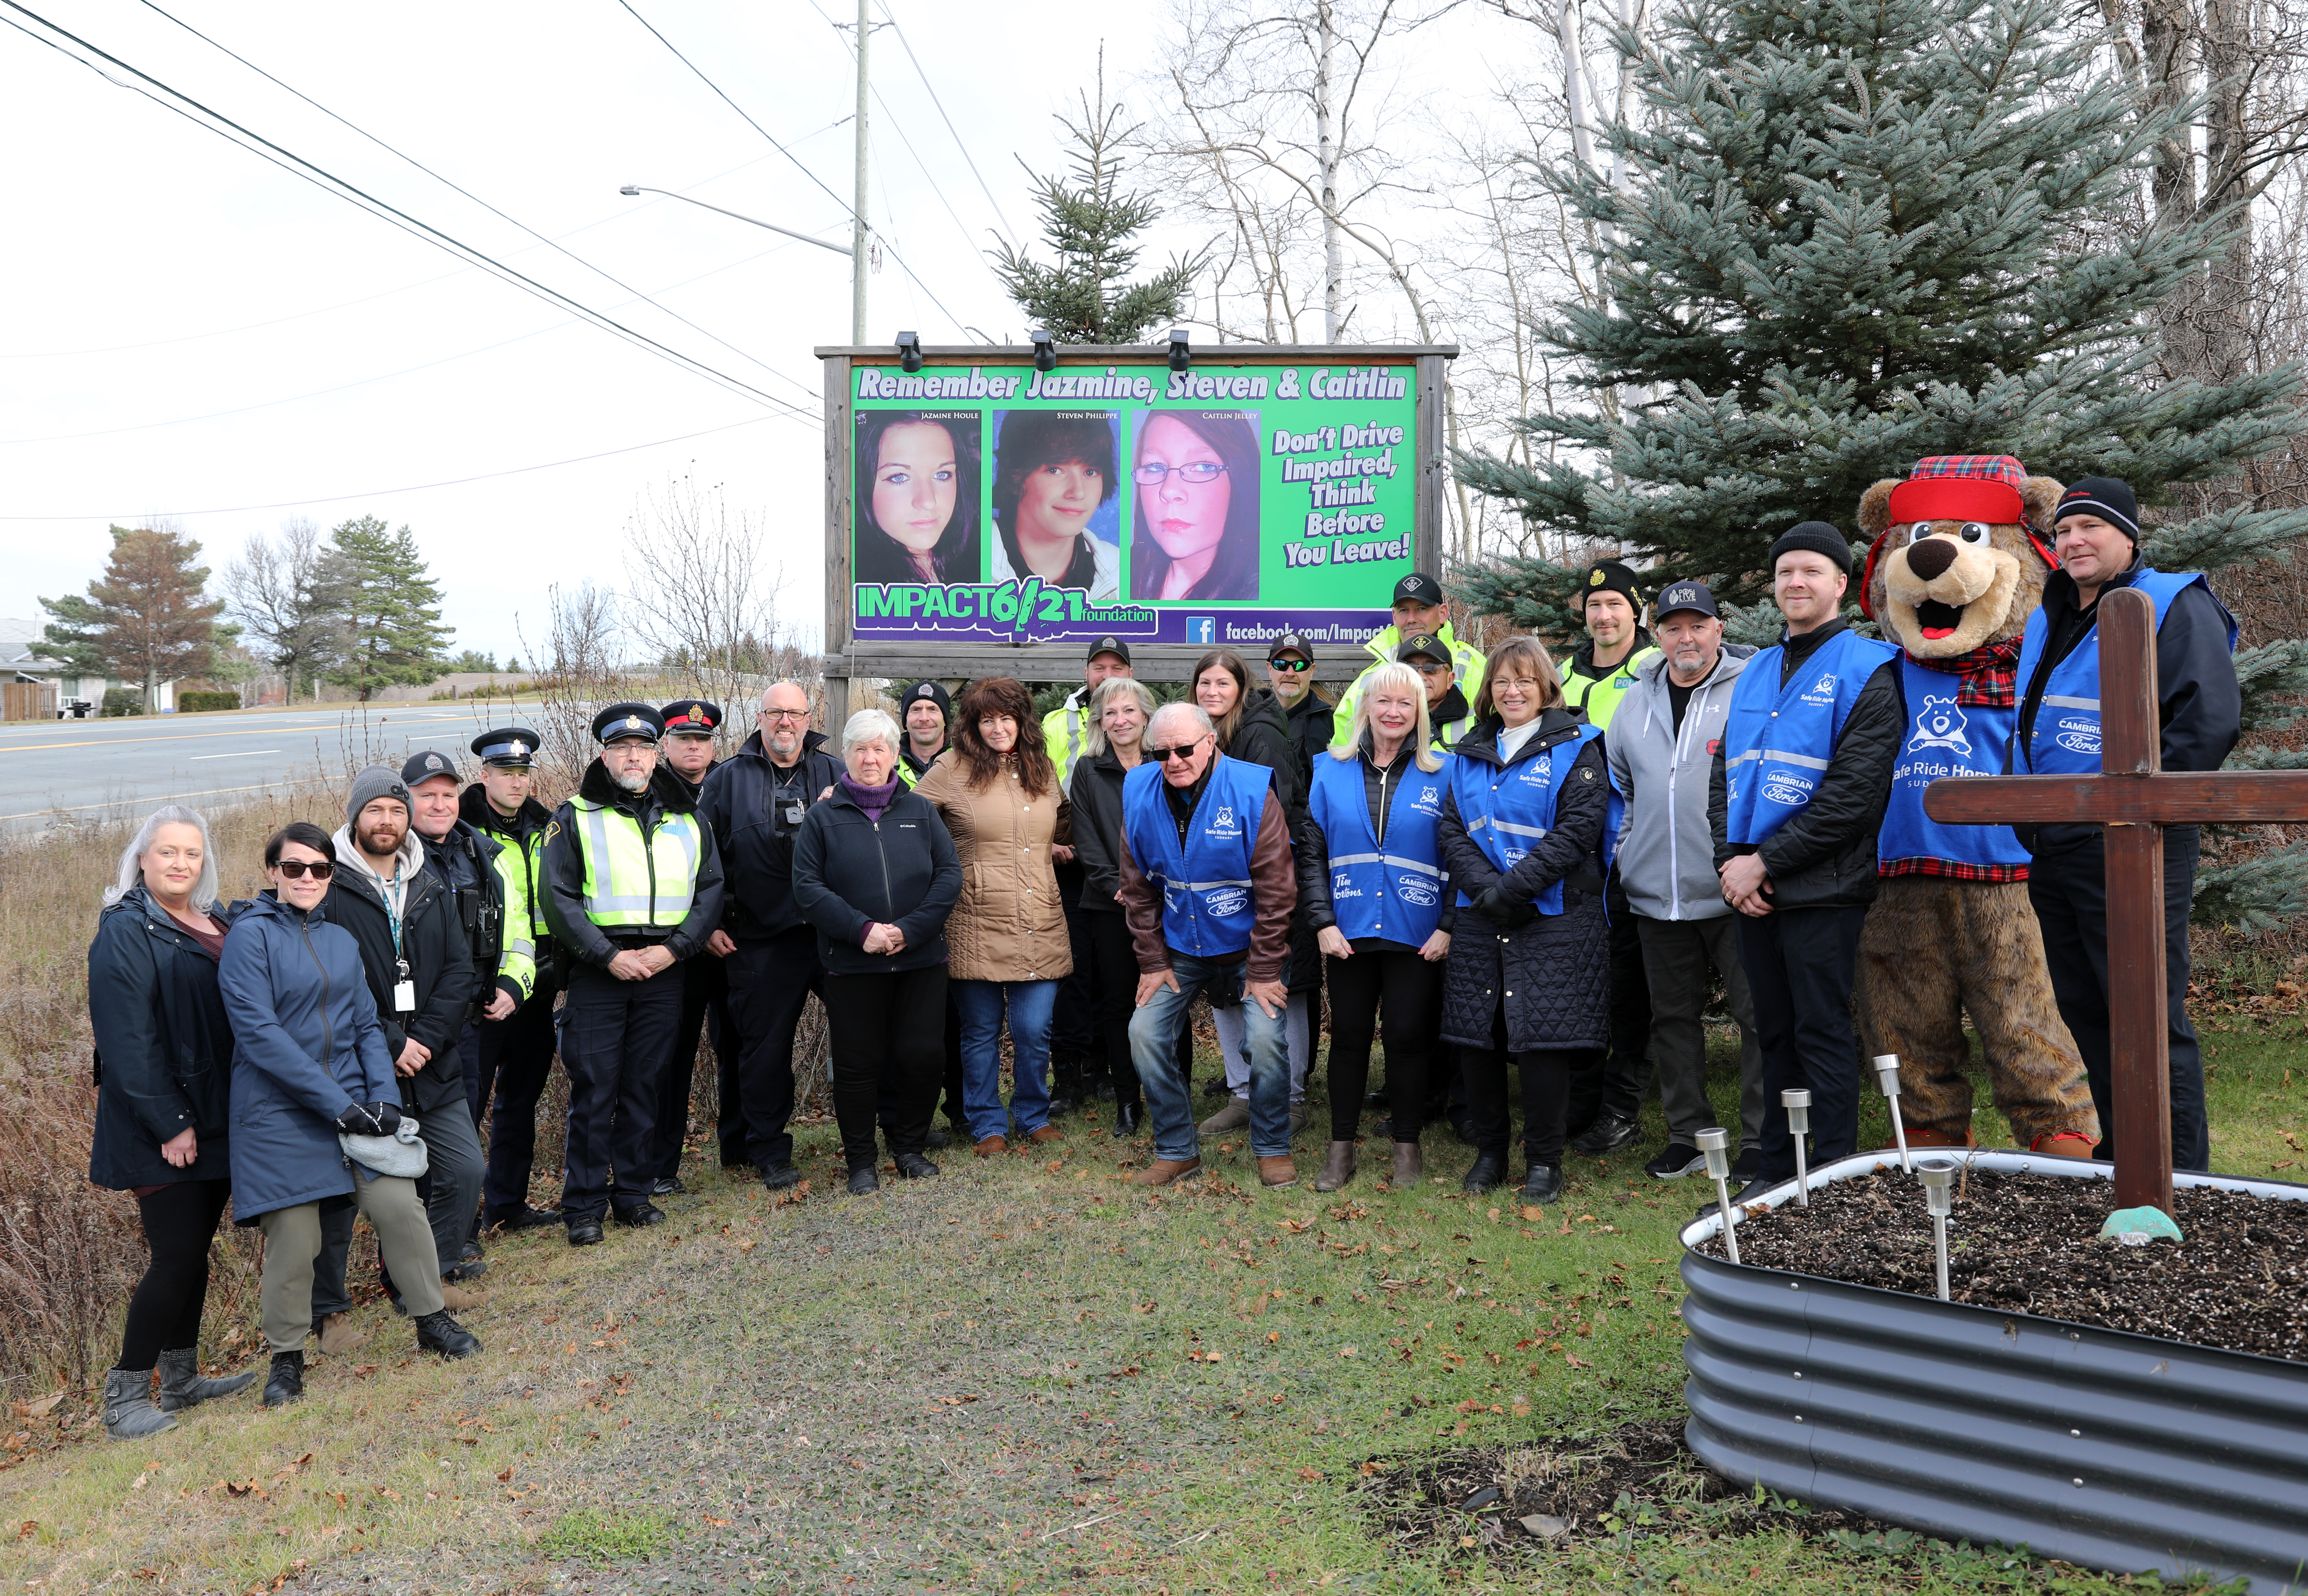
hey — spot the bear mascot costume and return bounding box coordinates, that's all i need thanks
[1852,454,2099,1155]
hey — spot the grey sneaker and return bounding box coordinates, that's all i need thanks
[1197,1098,1251,1134]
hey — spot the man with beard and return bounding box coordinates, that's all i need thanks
[640,699,730,1196]
[541,704,724,1245]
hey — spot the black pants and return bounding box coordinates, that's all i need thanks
[1462,999,1590,1171]
[721,928,824,1169]
[1051,862,1099,1062]
[647,951,730,1183]
[1741,904,1869,1182]
[120,1177,231,1369]
[1084,910,1144,1110]
[1586,867,1654,1127]
[1325,949,1440,1142]
[477,977,560,1221]
[2028,828,2210,1172]
[823,966,949,1166]
[559,958,684,1221]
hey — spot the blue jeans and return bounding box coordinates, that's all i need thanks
[1129,955,1290,1161]
[953,979,1057,1141]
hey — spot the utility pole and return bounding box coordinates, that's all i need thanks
[852,0,870,344]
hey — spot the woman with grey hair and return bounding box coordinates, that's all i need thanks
[791,708,964,1192]
[88,806,261,1439]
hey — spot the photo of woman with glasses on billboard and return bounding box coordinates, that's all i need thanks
[854,410,984,586]
[989,410,1122,600]
[1129,409,1260,602]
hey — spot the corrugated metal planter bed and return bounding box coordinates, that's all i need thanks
[1678,1149,2308,1594]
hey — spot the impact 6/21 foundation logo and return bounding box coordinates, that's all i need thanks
[854,576,1155,639]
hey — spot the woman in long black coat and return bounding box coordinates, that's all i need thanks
[88,806,260,1440]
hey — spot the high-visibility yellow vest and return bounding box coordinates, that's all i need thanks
[1560,646,1659,730]
[492,845,537,1000]
[1043,694,1092,787]
[568,800,704,932]
[1333,622,1488,749]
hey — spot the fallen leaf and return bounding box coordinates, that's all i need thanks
[1338,1346,1358,1358]
[737,1239,757,1253]
[15,1522,35,1542]
[496,1467,514,1483]
[351,1364,380,1378]
[702,1514,732,1527]
[1518,1205,1544,1222]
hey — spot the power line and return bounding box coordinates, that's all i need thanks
[0,414,779,521]
[873,3,1020,247]
[0,0,809,418]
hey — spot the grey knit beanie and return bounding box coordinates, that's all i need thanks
[347,765,412,829]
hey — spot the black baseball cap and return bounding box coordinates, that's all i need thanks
[471,726,540,767]
[1654,580,1719,621]
[592,702,663,744]
[400,749,460,789]
[660,700,723,738]
[1393,572,1446,606]
[1397,632,1451,666]
[1085,636,1132,665]
[1267,631,1315,663]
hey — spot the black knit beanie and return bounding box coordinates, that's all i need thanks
[1768,521,1854,575]
[2053,478,2139,541]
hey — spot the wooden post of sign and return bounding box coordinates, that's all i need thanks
[2098,593,2173,1212]
[822,353,852,731]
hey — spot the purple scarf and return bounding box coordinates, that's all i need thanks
[840,770,900,820]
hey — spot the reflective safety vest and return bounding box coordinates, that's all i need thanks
[1308,751,1452,945]
[567,799,705,932]
[1333,623,1487,749]
[2013,570,2236,776]
[1043,694,1093,787]
[1448,723,1618,917]
[1723,629,1898,847]
[491,844,538,999]
[1878,657,2031,876]
[1561,645,1659,730]
[1120,754,1273,959]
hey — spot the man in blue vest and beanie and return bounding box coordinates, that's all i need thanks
[1117,702,1300,1188]
[1711,523,1902,1199]
[2014,478,2239,1173]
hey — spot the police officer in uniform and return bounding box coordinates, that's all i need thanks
[642,699,730,1195]
[542,704,724,1244]
[460,727,560,1229]
[2015,479,2240,1173]
[1333,573,1487,746]
[1398,633,1476,752]
[896,680,953,788]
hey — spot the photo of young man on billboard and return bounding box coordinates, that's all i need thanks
[989,409,1122,600]
[854,409,985,586]
[1129,409,1260,602]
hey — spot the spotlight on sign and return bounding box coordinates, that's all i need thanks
[1873,1054,1913,1173]
[1917,1157,1957,1301]
[1781,1089,1812,1206]
[1168,327,1192,373]
[896,331,923,373]
[1696,1127,1740,1266]
[1030,329,1056,373]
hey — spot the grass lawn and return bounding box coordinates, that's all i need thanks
[2,1026,2298,1596]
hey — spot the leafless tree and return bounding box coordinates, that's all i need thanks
[219,518,350,699]
[515,581,631,791]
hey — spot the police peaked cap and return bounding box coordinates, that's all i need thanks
[660,699,724,737]
[591,702,664,744]
[471,726,542,767]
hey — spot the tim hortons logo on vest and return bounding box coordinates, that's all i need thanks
[1908,696,1971,757]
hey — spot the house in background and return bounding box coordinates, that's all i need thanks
[0,617,175,716]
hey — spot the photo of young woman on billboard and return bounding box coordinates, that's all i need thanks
[1129,409,1260,602]
[854,410,983,586]
[989,410,1122,599]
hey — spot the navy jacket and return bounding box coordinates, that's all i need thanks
[696,729,846,941]
[790,782,963,976]
[87,885,249,1190]
[217,894,398,1223]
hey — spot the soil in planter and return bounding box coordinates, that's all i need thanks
[1694,1166,2308,1361]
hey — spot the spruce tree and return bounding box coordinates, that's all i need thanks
[37,525,225,710]
[326,515,453,701]
[1454,0,2308,928]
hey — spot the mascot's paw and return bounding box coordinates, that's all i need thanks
[2031,1131,2097,1160]
[1904,1124,1977,1150]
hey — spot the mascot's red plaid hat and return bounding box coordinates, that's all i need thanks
[1860,454,2059,619]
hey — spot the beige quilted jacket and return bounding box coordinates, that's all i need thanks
[910,750,1074,983]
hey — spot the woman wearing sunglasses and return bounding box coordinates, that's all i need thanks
[1128,410,1261,601]
[219,822,481,1409]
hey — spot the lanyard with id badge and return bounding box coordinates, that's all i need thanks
[385,874,416,1014]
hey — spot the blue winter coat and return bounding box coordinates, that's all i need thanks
[217,892,398,1223]
[87,885,249,1190]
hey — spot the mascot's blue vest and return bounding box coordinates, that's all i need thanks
[1879,657,2031,873]
[2013,569,2236,775]
[1308,751,1452,946]
[1723,629,1898,846]
[1447,723,1618,917]
[1122,753,1273,959]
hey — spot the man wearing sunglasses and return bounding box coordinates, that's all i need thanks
[1263,633,1336,784]
[1116,703,1300,1188]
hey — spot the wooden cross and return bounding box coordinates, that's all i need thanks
[1924,587,2308,1212]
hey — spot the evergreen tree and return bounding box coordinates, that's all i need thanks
[30,592,107,679]
[1453,0,2308,927]
[36,525,224,710]
[991,52,1207,343]
[326,515,453,700]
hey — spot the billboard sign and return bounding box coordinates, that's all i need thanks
[844,357,1420,653]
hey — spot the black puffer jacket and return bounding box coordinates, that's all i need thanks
[87,885,249,1189]
[1067,747,1133,917]
[1437,712,1611,1054]
[324,830,477,1117]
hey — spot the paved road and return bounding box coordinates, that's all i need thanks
[0,700,551,835]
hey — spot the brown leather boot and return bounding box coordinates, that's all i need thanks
[1027,1125,1064,1144]
[974,1135,1008,1157]
[2031,1130,2096,1160]
[1130,1156,1202,1187]
[1313,1140,1357,1192]
[1257,1154,1297,1188]
[1391,1141,1423,1187]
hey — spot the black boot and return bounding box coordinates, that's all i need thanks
[894,1151,939,1179]
[566,1217,604,1247]
[1047,1051,1086,1119]
[1461,1154,1506,1195]
[416,1311,482,1359]
[760,1160,800,1191]
[847,1163,881,1195]
[156,1348,258,1412]
[1114,1100,1141,1138]
[261,1351,304,1408]
[101,1368,176,1439]
[1520,1165,1564,1204]
[613,1202,666,1228]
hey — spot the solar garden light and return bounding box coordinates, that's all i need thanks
[1873,1054,1913,1173]
[1917,1157,1957,1302]
[1696,1127,1740,1265]
[1781,1088,1812,1206]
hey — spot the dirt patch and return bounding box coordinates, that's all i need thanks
[1693,1168,2308,1361]
[1355,1417,1886,1554]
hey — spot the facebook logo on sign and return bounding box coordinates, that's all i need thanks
[1186,616,1216,644]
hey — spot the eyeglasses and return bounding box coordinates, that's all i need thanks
[1132,460,1227,487]
[1143,734,1213,764]
[1409,659,1451,676]
[1267,656,1312,672]
[761,709,810,723]
[273,859,334,880]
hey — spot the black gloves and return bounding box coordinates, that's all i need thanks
[334,1101,403,1135]
[1473,888,1537,930]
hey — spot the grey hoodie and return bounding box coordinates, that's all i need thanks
[1607,643,1757,921]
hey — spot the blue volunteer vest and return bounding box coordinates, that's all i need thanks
[1308,751,1453,946]
[1122,754,1274,959]
[2013,569,2237,775]
[1447,724,1617,917]
[1723,629,1899,846]
[1878,656,2031,873]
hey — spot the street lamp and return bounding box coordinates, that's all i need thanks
[619,185,860,338]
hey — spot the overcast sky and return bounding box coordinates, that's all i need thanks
[0,0,1210,663]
